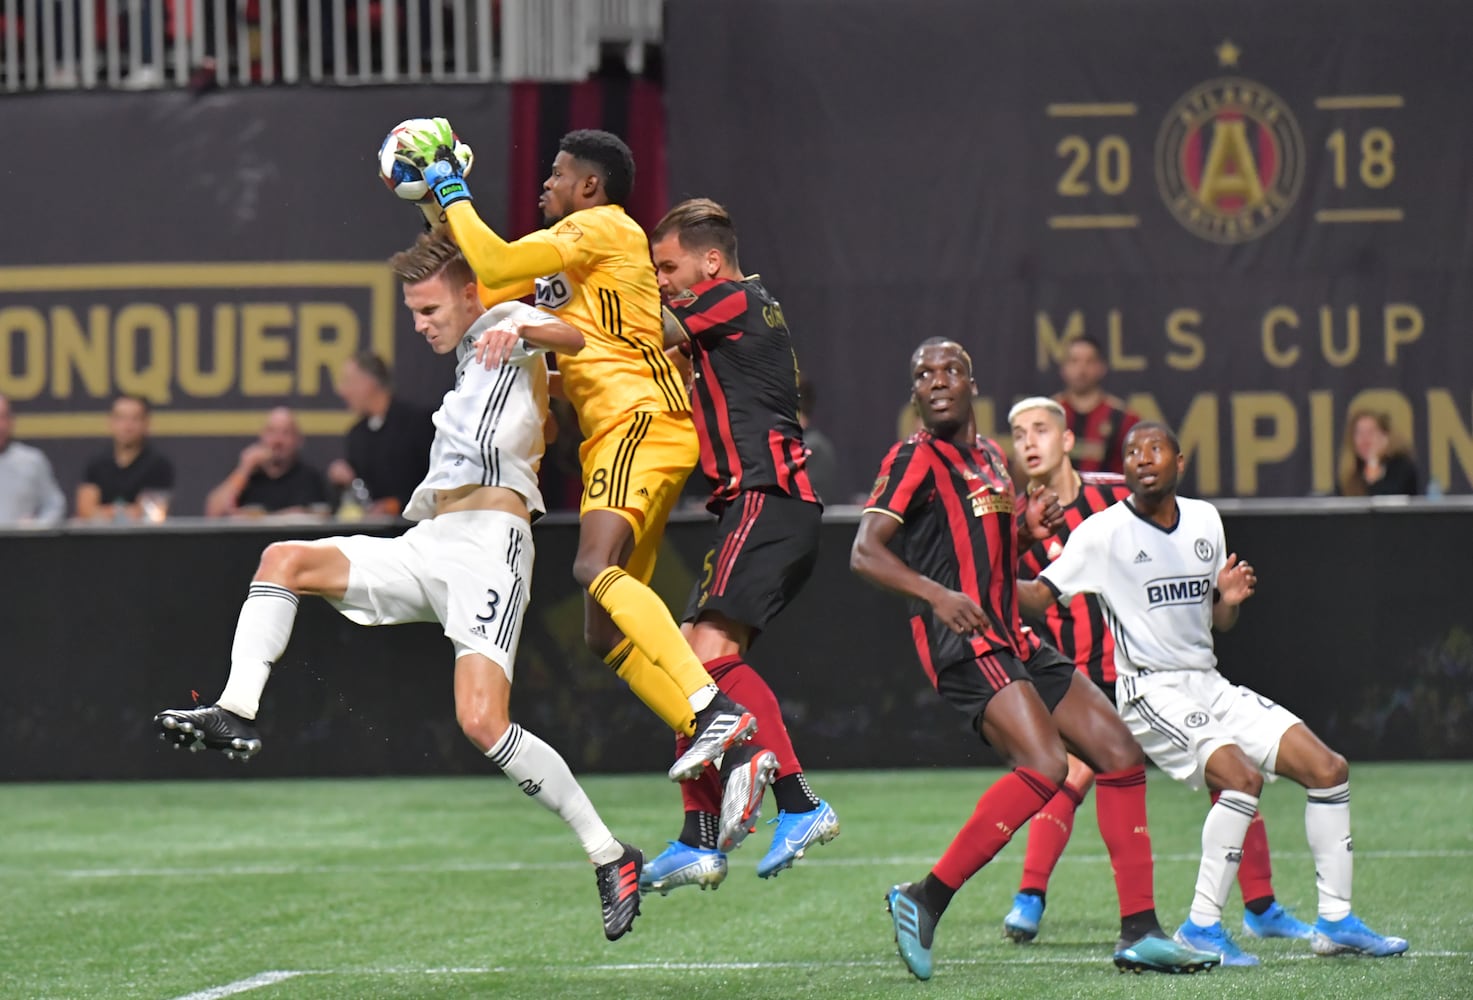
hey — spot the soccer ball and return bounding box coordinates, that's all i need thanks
[378,119,475,202]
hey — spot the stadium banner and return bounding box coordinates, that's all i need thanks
[2,507,1467,782]
[665,0,1473,500]
[0,86,512,513]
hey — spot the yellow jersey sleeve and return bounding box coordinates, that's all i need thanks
[520,205,690,445]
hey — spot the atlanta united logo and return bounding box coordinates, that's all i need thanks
[1155,76,1305,244]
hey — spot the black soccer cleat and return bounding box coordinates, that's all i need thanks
[595,840,644,941]
[667,693,758,782]
[154,705,262,760]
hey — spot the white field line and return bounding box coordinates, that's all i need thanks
[43,848,1473,880]
[169,971,303,1000]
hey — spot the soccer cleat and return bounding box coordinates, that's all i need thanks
[1310,913,1409,957]
[154,705,262,760]
[594,840,643,941]
[756,799,840,878]
[1002,892,1045,943]
[1114,930,1220,974]
[1174,919,1260,966]
[1243,901,1314,940]
[717,747,779,853]
[886,883,937,981]
[668,692,758,782]
[639,841,728,895]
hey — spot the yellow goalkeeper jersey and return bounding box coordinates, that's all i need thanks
[514,205,689,447]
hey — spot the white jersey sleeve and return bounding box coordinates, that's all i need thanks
[1036,511,1109,602]
[403,304,550,522]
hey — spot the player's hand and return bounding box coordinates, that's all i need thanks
[1024,486,1065,540]
[931,589,988,636]
[1217,553,1257,606]
[474,322,524,369]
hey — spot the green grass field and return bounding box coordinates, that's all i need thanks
[3,764,1470,999]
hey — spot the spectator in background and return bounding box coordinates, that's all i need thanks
[0,394,67,526]
[327,352,435,515]
[206,407,330,518]
[797,376,840,505]
[75,395,175,523]
[1337,410,1421,497]
[1054,336,1139,476]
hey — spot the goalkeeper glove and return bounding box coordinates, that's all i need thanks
[424,154,473,209]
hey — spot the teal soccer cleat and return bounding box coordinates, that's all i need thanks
[886,883,937,981]
[1114,930,1220,974]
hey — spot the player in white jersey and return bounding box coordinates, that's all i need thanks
[153,234,646,942]
[1018,422,1408,965]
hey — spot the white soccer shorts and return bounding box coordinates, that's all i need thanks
[320,509,534,679]
[1116,669,1303,790]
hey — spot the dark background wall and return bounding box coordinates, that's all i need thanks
[2,505,1468,783]
[664,0,1473,501]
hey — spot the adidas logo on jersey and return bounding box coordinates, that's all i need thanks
[636,487,650,498]
[470,624,488,638]
[1133,550,1151,563]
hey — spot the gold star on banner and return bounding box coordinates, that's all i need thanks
[1216,39,1242,67]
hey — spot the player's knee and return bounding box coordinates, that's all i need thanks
[256,542,310,592]
[1310,750,1350,788]
[1095,736,1145,774]
[572,552,614,590]
[457,705,511,754]
[1015,746,1069,787]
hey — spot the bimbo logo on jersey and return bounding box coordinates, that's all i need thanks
[1145,575,1213,608]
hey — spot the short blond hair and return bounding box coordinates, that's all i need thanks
[1007,396,1066,427]
[388,232,476,287]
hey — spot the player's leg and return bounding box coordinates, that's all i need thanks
[1224,788,1312,941]
[887,660,1066,981]
[454,649,642,941]
[574,414,756,776]
[1004,753,1093,943]
[1042,658,1216,972]
[154,539,353,757]
[1117,673,1261,965]
[1261,719,1407,956]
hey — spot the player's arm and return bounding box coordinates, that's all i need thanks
[474,305,585,369]
[443,205,565,288]
[478,276,538,307]
[1023,518,1104,616]
[851,511,988,637]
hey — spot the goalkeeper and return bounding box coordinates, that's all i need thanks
[394,120,757,784]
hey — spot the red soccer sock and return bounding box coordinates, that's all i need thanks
[672,730,723,814]
[706,655,802,776]
[1095,765,1156,918]
[1210,789,1277,905]
[1019,782,1086,895]
[932,767,1058,890]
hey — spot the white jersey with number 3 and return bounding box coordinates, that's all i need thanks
[1037,496,1228,677]
[403,303,549,522]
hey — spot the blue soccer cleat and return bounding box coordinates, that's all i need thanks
[1310,913,1409,957]
[1243,901,1314,940]
[1114,930,1220,974]
[1174,919,1260,966]
[886,883,937,981]
[638,841,728,896]
[756,799,839,878]
[1002,892,1045,943]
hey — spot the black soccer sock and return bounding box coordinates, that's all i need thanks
[1244,895,1275,916]
[773,772,821,814]
[679,809,720,851]
[1119,908,1163,943]
[1019,887,1045,899]
[917,873,957,919]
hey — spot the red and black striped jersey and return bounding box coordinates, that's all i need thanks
[665,276,819,512]
[1055,394,1139,475]
[864,431,1040,683]
[1018,471,1130,685]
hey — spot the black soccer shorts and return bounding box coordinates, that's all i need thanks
[934,642,1078,737]
[681,489,821,638]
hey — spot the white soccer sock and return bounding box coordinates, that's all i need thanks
[216,582,300,720]
[1189,789,1258,926]
[688,683,718,714]
[1306,782,1353,920]
[486,724,622,865]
